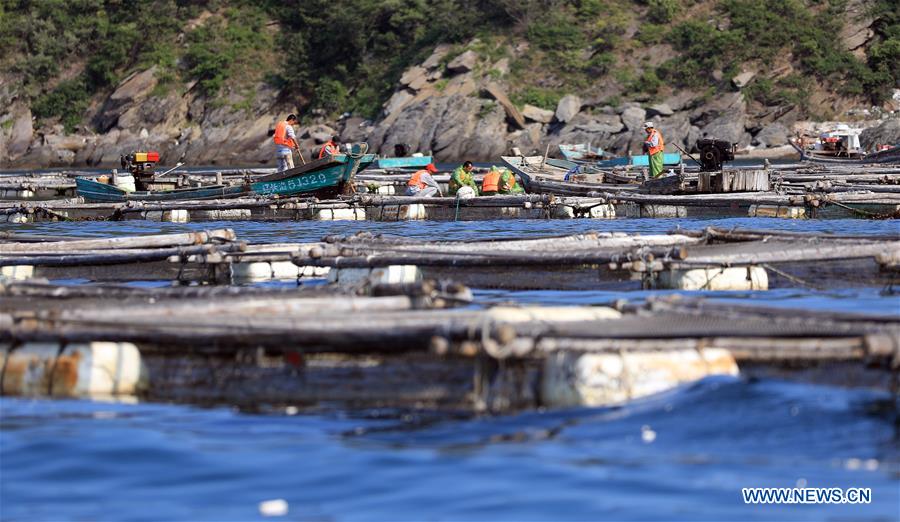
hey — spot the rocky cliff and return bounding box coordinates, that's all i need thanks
[1,0,898,168]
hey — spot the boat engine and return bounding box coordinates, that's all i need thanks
[120,151,160,190]
[696,139,734,172]
[394,143,410,157]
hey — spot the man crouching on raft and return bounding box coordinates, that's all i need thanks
[406,163,442,197]
[643,121,665,178]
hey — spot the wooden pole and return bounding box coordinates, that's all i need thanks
[0,229,236,253]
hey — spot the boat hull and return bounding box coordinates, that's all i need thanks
[76,152,376,203]
[594,153,682,168]
[76,178,248,203]
[791,140,900,165]
[373,156,433,169]
[559,144,604,162]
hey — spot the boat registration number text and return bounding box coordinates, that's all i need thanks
[257,173,329,193]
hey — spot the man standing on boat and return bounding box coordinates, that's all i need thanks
[273,114,300,173]
[642,122,665,178]
[318,135,341,159]
[406,163,442,197]
[449,161,479,196]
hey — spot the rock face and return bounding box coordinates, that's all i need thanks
[732,71,755,89]
[6,103,33,158]
[753,123,790,147]
[94,67,159,132]
[692,93,751,147]
[484,82,525,129]
[447,50,478,73]
[522,104,554,123]
[646,103,674,117]
[621,106,647,132]
[840,0,875,58]
[2,38,889,169]
[400,66,427,87]
[555,95,582,123]
[860,119,900,150]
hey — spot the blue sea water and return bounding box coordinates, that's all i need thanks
[7,216,900,243]
[1,216,898,521]
[1,380,897,521]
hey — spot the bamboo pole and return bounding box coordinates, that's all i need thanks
[0,242,246,267]
[0,229,236,253]
[670,241,900,267]
[296,246,687,268]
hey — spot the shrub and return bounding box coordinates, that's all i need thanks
[511,87,562,111]
[646,0,679,24]
[32,77,90,133]
[313,78,349,116]
[526,12,587,51]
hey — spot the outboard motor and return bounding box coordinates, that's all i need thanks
[120,151,160,190]
[696,139,735,172]
[394,143,410,157]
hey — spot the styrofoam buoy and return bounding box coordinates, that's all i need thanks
[1,265,34,280]
[328,265,422,286]
[232,261,331,283]
[194,209,252,220]
[114,173,136,192]
[0,342,147,397]
[589,204,617,218]
[542,348,738,407]
[748,205,806,219]
[456,186,477,199]
[404,204,427,220]
[2,212,30,223]
[314,208,366,220]
[143,209,190,222]
[658,266,768,291]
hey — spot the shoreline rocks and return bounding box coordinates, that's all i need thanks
[2,40,895,168]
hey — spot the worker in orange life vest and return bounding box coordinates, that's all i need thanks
[405,163,442,197]
[318,135,341,159]
[273,114,300,173]
[642,121,665,178]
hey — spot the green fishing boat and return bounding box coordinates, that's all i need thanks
[77,149,375,203]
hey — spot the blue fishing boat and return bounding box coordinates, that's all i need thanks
[594,152,682,168]
[558,143,605,162]
[372,156,433,169]
[77,149,376,203]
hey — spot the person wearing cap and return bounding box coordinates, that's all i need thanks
[318,135,341,159]
[642,121,665,178]
[449,161,479,196]
[406,163,442,197]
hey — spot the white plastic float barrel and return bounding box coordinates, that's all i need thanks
[0,342,147,398]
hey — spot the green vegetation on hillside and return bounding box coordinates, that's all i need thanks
[0,0,897,132]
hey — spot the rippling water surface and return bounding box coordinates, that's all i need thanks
[8,216,900,243]
[2,380,898,521]
[1,216,898,520]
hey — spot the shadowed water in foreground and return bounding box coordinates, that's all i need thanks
[1,379,897,521]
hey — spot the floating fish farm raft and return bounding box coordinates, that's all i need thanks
[0,226,897,410]
[1,161,899,223]
[1,156,898,411]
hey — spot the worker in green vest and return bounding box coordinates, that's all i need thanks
[449,161,479,196]
[643,121,665,178]
[482,166,523,195]
[498,167,524,194]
